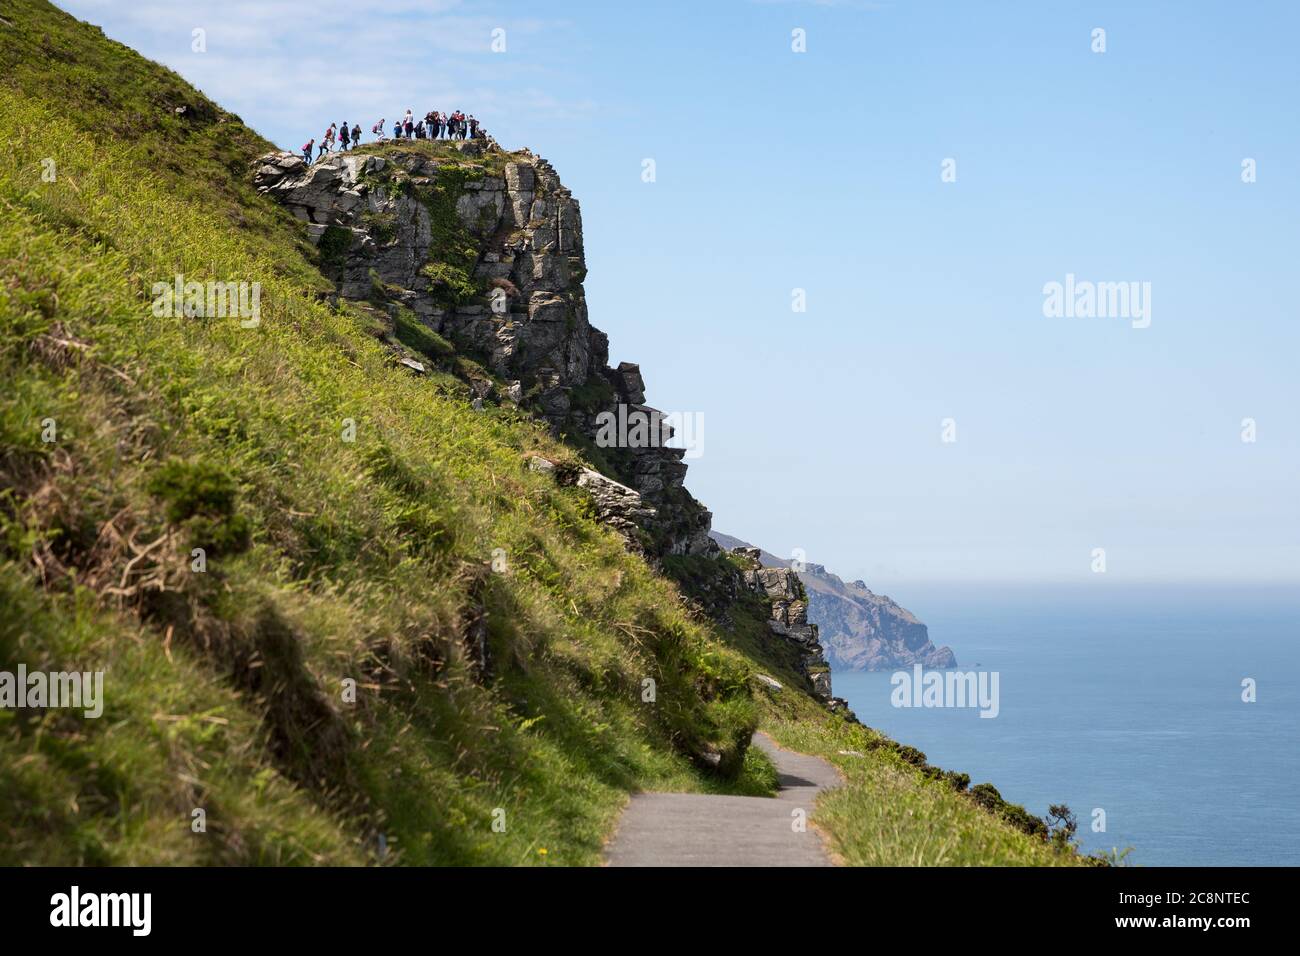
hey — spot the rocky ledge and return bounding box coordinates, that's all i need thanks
[733,548,833,702]
[254,143,713,557]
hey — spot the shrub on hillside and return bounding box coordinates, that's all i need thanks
[147,459,250,555]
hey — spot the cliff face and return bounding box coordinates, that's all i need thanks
[253,145,947,671]
[711,532,956,671]
[253,143,713,557]
[801,564,956,671]
[732,549,833,702]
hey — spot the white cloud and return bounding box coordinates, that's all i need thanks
[55,0,591,146]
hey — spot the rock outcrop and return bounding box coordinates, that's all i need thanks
[801,564,956,671]
[254,144,713,557]
[527,455,655,551]
[733,548,833,702]
[712,532,956,671]
[253,144,886,713]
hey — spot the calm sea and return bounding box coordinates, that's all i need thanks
[831,583,1300,866]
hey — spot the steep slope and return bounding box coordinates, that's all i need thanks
[0,0,1092,867]
[711,531,956,670]
[250,143,713,559]
[0,0,762,865]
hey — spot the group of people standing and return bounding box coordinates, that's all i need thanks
[301,109,481,162]
[389,109,479,141]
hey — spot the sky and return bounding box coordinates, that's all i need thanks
[56,0,1300,590]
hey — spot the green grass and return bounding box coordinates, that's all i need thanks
[0,0,763,866]
[351,137,518,178]
[1,0,1091,867]
[756,689,1093,866]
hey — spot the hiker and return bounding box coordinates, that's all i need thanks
[339,122,350,150]
[393,120,401,139]
[415,120,426,139]
[403,109,414,138]
[468,115,479,138]
[317,125,333,158]
[457,111,468,140]
[352,123,362,147]
[372,118,385,141]
[424,110,437,137]
[302,138,314,162]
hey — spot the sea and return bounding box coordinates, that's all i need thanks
[830,583,1300,866]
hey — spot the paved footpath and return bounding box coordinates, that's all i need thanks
[604,732,842,867]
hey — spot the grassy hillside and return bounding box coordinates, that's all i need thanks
[0,0,769,865]
[0,0,1092,866]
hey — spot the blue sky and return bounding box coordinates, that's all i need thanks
[58,1,1299,588]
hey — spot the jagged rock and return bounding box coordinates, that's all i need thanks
[801,563,957,671]
[735,556,833,703]
[746,567,800,602]
[711,531,957,671]
[828,697,860,723]
[254,144,717,559]
[615,362,646,404]
[573,468,656,543]
[524,453,653,551]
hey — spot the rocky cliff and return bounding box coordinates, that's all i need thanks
[253,142,713,557]
[801,564,956,671]
[252,141,952,674]
[731,548,833,702]
[711,532,956,671]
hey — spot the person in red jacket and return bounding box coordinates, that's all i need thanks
[302,138,314,162]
